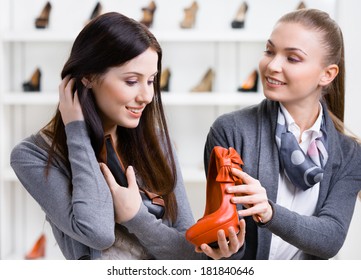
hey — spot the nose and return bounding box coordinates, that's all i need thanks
[267,55,283,73]
[136,83,154,104]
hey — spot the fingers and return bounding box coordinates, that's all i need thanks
[125,166,138,190]
[99,163,118,193]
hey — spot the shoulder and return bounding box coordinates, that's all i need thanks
[11,133,48,163]
[211,99,275,132]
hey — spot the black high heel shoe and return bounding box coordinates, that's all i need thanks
[88,2,103,23]
[237,69,258,92]
[231,2,248,29]
[23,68,41,92]
[35,2,52,29]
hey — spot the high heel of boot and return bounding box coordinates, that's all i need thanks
[180,1,199,29]
[140,1,157,28]
[35,2,52,29]
[191,68,214,92]
[22,68,41,92]
[231,2,248,29]
[160,68,171,92]
[186,146,244,248]
[237,69,258,92]
[25,233,46,260]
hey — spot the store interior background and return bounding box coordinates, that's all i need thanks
[0,0,360,260]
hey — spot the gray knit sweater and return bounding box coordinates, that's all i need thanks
[10,121,205,260]
[204,99,361,259]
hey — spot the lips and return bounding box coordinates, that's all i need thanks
[266,76,286,85]
[126,107,143,114]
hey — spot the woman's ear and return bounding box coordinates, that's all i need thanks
[319,64,339,86]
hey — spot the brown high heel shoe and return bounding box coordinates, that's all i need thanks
[35,2,52,29]
[296,1,306,10]
[160,68,171,92]
[180,1,199,29]
[140,1,157,28]
[237,69,258,92]
[231,2,248,29]
[191,68,214,92]
[22,68,41,92]
[186,146,243,247]
[25,233,46,259]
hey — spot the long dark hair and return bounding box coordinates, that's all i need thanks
[278,9,345,133]
[42,12,178,221]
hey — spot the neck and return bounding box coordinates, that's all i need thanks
[280,102,320,134]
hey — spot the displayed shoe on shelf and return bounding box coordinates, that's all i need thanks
[231,2,248,29]
[237,69,258,92]
[186,146,243,248]
[140,1,157,28]
[87,2,103,23]
[180,1,199,29]
[35,2,52,29]
[296,1,306,10]
[25,233,46,260]
[191,68,214,92]
[22,68,42,92]
[160,68,171,92]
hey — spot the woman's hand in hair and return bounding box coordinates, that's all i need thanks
[196,219,246,259]
[59,75,84,125]
[229,168,273,224]
[100,164,142,223]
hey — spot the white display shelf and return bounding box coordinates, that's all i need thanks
[2,92,264,106]
[1,29,267,43]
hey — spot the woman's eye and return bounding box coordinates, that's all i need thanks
[147,80,155,85]
[288,56,301,63]
[264,49,273,56]
[126,80,137,86]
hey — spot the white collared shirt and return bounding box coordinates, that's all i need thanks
[268,103,323,260]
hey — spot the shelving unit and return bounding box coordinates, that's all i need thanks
[4,0,359,261]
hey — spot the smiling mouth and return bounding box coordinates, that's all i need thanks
[126,107,143,114]
[266,77,286,85]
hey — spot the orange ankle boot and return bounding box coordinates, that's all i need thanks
[186,146,243,248]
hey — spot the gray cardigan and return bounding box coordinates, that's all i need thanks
[204,99,361,259]
[11,121,205,260]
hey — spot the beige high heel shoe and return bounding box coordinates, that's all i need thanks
[231,2,248,29]
[191,68,214,92]
[180,1,199,29]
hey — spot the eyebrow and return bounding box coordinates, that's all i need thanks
[122,71,158,77]
[267,39,308,56]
